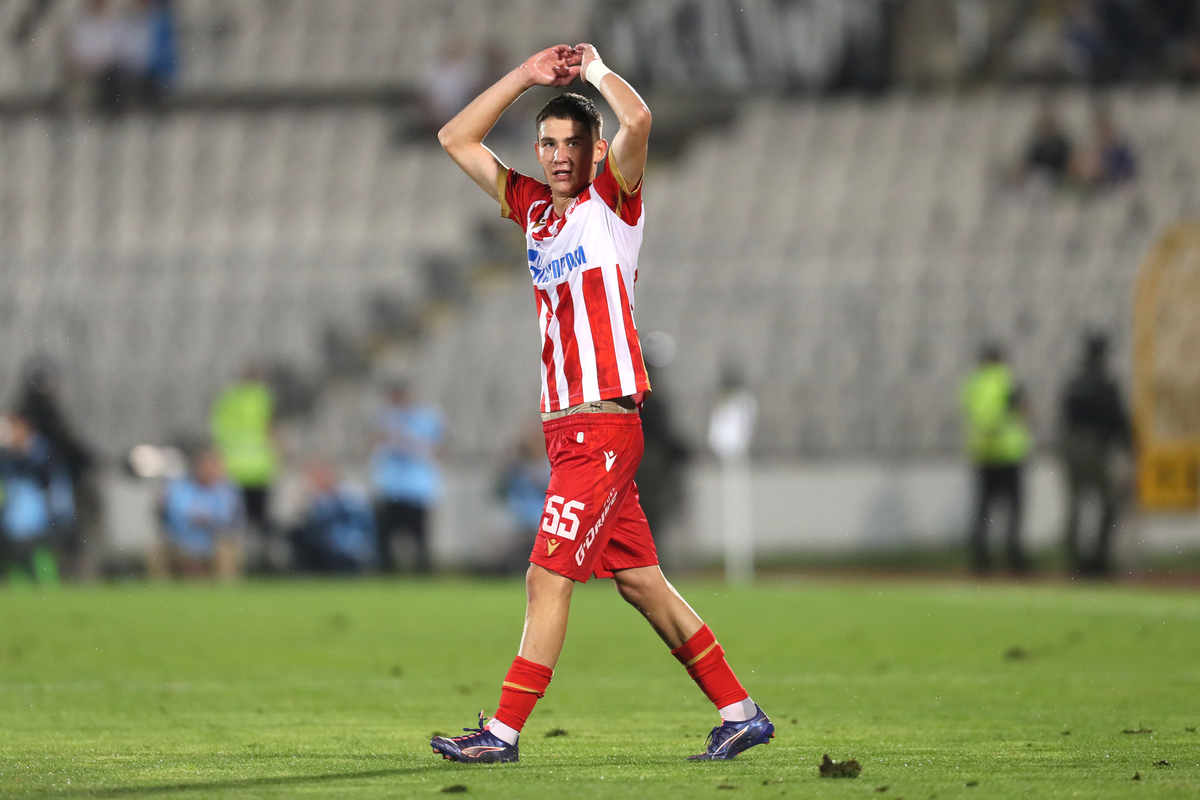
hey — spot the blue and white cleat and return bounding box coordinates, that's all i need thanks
[431,712,520,764]
[687,704,775,760]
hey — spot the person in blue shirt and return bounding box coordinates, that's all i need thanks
[0,411,75,585]
[371,382,444,573]
[493,424,551,574]
[289,459,378,574]
[158,448,242,578]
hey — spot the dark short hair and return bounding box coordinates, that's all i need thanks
[536,93,602,138]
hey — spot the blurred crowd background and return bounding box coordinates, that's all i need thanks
[1,0,1198,585]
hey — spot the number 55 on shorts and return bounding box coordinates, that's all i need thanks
[542,496,585,540]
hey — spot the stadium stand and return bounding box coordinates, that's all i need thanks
[0,0,589,98]
[3,87,1198,461]
[413,87,1200,459]
[1,0,1197,465]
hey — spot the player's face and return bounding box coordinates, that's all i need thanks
[535,117,606,198]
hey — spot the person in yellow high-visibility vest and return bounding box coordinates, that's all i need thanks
[961,344,1032,574]
[211,367,278,570]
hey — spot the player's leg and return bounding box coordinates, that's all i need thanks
[613,564,760,714]
[430,565,570,764]
[612,563,701,648]
[486,564,573,745]
[432,415,610,763]
[517,563,575,664]
[605,487,773,759]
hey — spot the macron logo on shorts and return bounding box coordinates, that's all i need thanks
[546,538,560,556]
[604,451,617,472]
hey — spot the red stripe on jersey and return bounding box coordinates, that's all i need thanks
[582,268,620,396]
[615,266,649,393]
[554,283,585,408]
[537,288,559,410]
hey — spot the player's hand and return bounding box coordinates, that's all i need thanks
[574,43,601,76]
[518,45,581,88]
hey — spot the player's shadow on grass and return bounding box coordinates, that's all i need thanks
[56,766,441,797]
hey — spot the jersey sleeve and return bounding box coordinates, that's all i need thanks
[498,169,549,231]
[589,148,643,226]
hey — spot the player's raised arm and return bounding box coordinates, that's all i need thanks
[438,45,581,201]
[575,44,651,190]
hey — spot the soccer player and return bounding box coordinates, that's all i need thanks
[431,43,773,763]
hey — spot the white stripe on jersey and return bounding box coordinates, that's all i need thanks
[603,264,637,397]
[571,279,600,401]
[537,292,552,410]
[548,289,569,411]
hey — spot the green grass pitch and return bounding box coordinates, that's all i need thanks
[2,577,1198,798]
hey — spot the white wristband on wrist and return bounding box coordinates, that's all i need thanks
[585,59,613,88]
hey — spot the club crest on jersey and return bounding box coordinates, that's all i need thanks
[529,245,587,283]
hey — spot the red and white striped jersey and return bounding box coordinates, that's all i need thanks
[499,149,651,413]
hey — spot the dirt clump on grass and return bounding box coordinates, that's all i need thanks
[818,754,861,778]
[1122,727,1152,734]
[544,728,568,737]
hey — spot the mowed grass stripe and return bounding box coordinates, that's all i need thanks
[1,578,1198,799]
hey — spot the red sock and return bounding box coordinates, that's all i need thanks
[493,656,554,732]
[670,625,749,709]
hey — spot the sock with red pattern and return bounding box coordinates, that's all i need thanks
[491,656,554,736]
[670,624,751,715]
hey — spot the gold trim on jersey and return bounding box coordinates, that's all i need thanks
[606,148,643,196]
[497,168,513,220]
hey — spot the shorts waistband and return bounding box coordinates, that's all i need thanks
[541,397,638,423]
[541,408,643,433]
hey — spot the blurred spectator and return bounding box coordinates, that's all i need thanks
[492,423,551,574]
[1062,0,1110,81]
[288,459,377,575]
[709,371,757,584]
[17,360,94,491]
[371,382,444,573]
[152,448,242,579]
[422,40,483,135]
[68,0,123,115]
[1070,109,1137,190]
[118,0,179,108]
[144,0,180,98]
[1059,333,1132,577]
[0,411,75,586]
[211,366,279,571]
[1019,104,1074,190]
[16,359,100,578]
[636,365,690,537]
[961,345,1032,574]
[66,0,178,115]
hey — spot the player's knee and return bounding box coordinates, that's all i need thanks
[526,563,573,605]
[614,567,659,610]
[616,582,649,611]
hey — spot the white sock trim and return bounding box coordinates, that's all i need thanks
[718,698,756,722]
[485,718,519,745]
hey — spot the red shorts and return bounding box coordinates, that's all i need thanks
[529,413,659,583]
